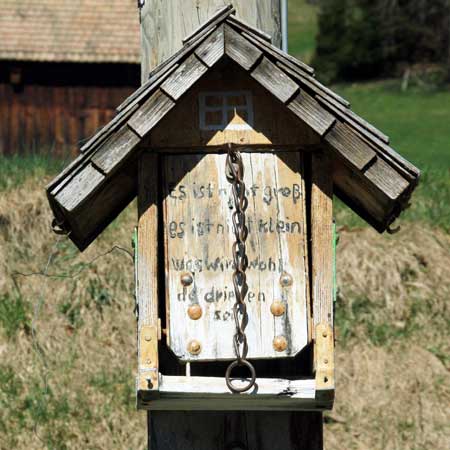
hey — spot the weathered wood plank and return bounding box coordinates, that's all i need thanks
[311,152,334,327]
[91,124,140,175]
[274,60,350,110]
[227,15,272,43]
[224,24,263,70]
[62,166,137,251]
[314,324,335,406]
[162,152,309,362]
[116,62,180,114]
[279,60,394,149]
[160,54,208,101]
[140,376,321,411]
[333,158,392,229]
[79,101,139,154]
[128,89,176,138]
[148,411,323,449]
[243,30,315,76]
[325,121,377,171]
[194,24,225,67]
[287,92,336,137]
[54,163,104,213]
[365,157,410,200]
[137,153,160,395]
[311,152,335,406]
[251,57,299,104]
[182,5,234,44]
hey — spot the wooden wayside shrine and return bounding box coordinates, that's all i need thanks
[46,4,420,449]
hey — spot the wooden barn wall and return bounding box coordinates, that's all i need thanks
[0,62,139,159]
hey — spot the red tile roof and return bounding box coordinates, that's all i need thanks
[0,0,140,63]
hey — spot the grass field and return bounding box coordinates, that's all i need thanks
[0,2,449,450]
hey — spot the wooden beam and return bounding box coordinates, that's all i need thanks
[140,376,321,411]
[137,153,160,398]
[91,124,141,175]
[365,157,410,200]
[325,121,377,171]
[287,92,336,137]
[148,411,323,450]
[224,24,263,70]
[194,24,225,67]
[160,54,208,101]
[182,4,234,44]
[128,90,175,138]
[54,163,104,213]
[311,151,335,405]
[251,57,299,104]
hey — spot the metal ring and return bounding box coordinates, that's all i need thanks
[225,359,256,394]
[51,218,70,235]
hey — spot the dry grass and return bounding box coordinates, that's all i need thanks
[0,176,449,449]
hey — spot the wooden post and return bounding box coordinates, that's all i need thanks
[140,0,282,81]
[138,2,324,449]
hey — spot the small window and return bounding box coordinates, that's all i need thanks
[199,91,254,131]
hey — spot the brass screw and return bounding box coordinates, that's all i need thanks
[273,335,288,352]
[270,301,286,317]
[144,334,152,342]
[280,272,293,287]
[322,331,328,338]
[180,272,193,286]
[188,304,202,320]
[187,339,202,355]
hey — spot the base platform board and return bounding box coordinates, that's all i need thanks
[138,376,333,411]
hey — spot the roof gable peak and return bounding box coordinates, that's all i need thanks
[47,9,420,250]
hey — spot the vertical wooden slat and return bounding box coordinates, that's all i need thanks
[137,152,160,394]
[311,151,335,404]
[311,152,333,327]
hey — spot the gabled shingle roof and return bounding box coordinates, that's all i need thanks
[0,0,140,63]
[46,6,420,250]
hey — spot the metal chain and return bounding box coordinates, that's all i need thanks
[225,145,256,394]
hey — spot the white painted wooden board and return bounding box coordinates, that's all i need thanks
[162,152,309,362]
[139,376,321,411]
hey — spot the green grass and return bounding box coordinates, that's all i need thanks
[288,0,319,63]
[0,154,66,191]
[330,81,450,231]
[333,81,450,170]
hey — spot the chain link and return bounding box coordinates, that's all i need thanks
[225,145,256,394]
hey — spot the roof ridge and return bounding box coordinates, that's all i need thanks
[182,4,235,45]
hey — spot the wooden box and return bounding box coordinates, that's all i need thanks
[135,148,335,411]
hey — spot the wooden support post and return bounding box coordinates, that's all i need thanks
[148,411,323,450]
[140,0,282,81]
[137,153,160,401]
[139,2,325,448]
[311,151,335,406]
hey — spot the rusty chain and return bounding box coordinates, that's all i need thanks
[225,144,256,394]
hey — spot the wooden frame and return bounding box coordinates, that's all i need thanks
[136,149,335,411]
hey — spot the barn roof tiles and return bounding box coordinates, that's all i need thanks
[0,0,140,63]
[47,8,420,250]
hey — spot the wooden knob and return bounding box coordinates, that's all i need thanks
[273,336,288,352]
[187,339,202,355]
[270,301,286,317]
[180,272,193,286]
[188,304,202,320]
[279,272,293,287]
